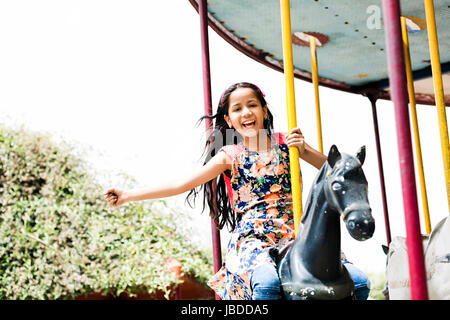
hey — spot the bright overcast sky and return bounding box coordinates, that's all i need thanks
[0,1,448,273]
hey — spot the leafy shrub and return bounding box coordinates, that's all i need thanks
[368,272,387,300]
[0,125,213,299]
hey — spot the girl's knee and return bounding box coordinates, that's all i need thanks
[250,264,281,300]
[343,261,371,300]
[251,264,280,288]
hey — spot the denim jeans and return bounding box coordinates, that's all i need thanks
[250,262,371,300]
[342,260,371,300]
[250,264,282,300]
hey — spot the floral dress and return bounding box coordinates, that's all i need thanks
[207,132,301,300]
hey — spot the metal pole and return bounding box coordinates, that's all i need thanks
[199,0,222,300]
[280,0,303,236]
[309,37,323,154]
[423,0,450,212]
[381,0,428,300]
[368,95,392,246]
[400,17,432,234]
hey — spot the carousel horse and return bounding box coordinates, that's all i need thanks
[383,214,450,299]
[276,145,375,300]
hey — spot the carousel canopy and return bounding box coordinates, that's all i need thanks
[189,0,450,106]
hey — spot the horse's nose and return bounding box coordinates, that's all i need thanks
[344,210,375,241]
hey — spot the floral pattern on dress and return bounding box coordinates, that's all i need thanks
[207,133,301,300]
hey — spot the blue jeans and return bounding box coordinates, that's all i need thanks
[250,262,371,300]
[343,260,371,300]
[250,264,282,300]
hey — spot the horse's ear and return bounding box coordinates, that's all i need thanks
[327,145,341,168]
[356,145,366,165]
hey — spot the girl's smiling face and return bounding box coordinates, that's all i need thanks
[224,87,268,138]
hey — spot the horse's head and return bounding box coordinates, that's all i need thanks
[323,145,375,241]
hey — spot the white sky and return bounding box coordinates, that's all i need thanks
[0,0,448,274]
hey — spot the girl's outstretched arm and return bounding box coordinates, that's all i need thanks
[104,151,231,207]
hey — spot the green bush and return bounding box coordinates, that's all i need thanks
[368,272,387,300]
[0,125,213,299]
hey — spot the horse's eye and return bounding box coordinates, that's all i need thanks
[332,182,342,191]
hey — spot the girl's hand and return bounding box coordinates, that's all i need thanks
[286,127,306,155]
[104,188,128,207]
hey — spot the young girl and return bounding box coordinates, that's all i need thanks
[104,82,370,300]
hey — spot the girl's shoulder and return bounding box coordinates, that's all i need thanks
[272,132,288,145]
[219,132,287,161]
[220,144,244,162]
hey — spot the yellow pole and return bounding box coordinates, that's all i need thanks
[423,0,450,211]
[401,17,432,234]
[280,0,302,235]
[309,36,323,154]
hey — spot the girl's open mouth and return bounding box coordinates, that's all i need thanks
[242,120,256,129]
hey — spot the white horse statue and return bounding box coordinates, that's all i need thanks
[384,215,450,299]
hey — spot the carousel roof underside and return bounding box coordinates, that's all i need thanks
[189,0,450,106]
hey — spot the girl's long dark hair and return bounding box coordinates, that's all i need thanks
[185,82,274,231]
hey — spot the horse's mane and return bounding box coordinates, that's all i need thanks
[300,152,357,224]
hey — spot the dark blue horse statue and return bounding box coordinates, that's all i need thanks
[276,145,375,300]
